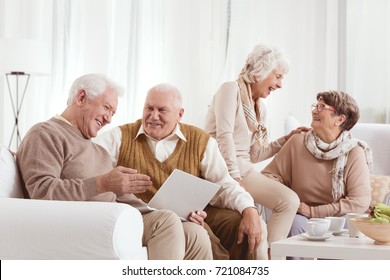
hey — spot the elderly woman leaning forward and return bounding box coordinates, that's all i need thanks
[204,44,308,257]
[262,90,373,237]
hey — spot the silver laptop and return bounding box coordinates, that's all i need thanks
[148,169,221,220]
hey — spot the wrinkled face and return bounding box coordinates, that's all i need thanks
[250,69,284,99]
[76,88,118,139]
[311,100,340,134]
[142,90,184,140]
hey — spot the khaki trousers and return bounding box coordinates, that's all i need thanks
[142,210,212,260]
[241,170,300,245]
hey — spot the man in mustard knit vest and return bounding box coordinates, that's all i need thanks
[94,83,268,259]
[17,74,212,260]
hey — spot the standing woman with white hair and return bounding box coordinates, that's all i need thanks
[204,44,307,258]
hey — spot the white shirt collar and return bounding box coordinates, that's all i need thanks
[135,123,187,142]
[54,114,72,126]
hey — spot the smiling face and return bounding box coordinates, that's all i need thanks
[311,101,336,131]
[250,69,284,99]
[311,100,345,142]
[142,86,184,140]
[74,88,118,139]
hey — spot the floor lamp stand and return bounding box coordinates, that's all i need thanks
[6,72,30,150]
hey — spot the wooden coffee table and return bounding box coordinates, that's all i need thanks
[270,233,390,260]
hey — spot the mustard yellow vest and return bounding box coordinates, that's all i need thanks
[117,119,210,203]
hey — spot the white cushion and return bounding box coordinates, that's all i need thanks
[370,175,390,207]
[350,123,390,175]
[0,145,24,198]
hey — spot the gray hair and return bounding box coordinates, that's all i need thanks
[67,73,124,105]
[240,44,290,83]
[147,83,183,108]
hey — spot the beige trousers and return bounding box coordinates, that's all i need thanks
[142,210,213,260]
[241,170,300,245]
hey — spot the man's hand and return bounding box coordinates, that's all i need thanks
[96,166,153,195]
[188,210,207,227]
[237,207,262,253]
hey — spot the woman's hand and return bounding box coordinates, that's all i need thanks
[234,177,242,185]
[284,126,310,141]
[297,202,311,218]
[188,210,207,227]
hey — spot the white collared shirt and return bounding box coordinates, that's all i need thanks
[93,123,255,213]
[135,124,184,162]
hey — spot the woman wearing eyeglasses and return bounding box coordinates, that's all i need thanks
[262,90,373,238]
[204,43,308,258]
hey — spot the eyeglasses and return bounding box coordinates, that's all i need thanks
[311,103,337,113]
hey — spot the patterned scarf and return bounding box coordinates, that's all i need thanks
[304,130,373,201]
[237,77,268,146]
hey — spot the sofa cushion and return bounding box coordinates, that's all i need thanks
[0,145,24,198]
[370,175,390,207]
[350,123,390,175]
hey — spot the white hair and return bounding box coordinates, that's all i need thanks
[67,73,124,105]
[147,83,183,108]
[240,44,290,83]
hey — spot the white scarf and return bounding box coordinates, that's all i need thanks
[304,130,373,201]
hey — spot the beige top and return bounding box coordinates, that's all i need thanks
[204,81,286,178]
[16,117,152,212]
[261,132,371,217]
[16,117,111,200]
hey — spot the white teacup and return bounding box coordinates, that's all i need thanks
[306,220,330,236]
[346,213,369,238]
[310,218,331,230]
[325,216,346,232]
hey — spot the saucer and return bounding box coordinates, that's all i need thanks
[330,229,348,236]
[301,233,333,241]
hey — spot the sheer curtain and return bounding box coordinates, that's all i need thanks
[48,0,229,132]
[224,0,390,139]
[346,0,390,124]
[1,0,389,150]
[0,0,229,147]
[224,0,342,139]
[0,0,52,151]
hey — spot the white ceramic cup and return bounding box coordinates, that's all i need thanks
[325,216,346,232]
[306,220,330,236]
[346,213,369,238]
[310,218,331,230]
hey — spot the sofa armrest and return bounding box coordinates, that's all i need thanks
[0,198,146,260]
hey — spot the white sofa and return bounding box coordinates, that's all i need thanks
[0,145,147,260]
